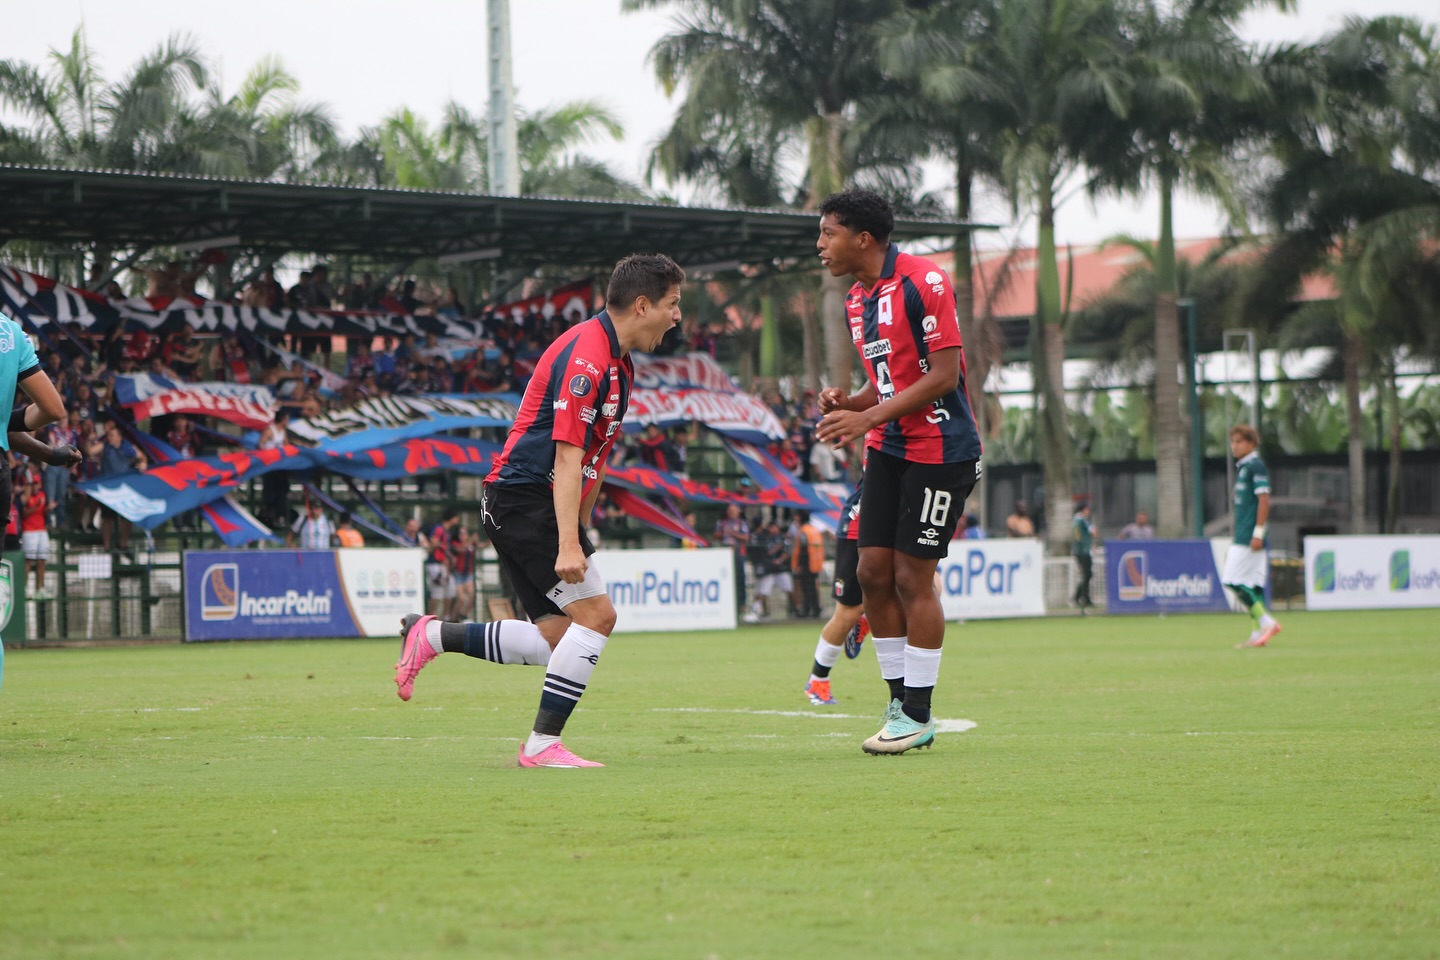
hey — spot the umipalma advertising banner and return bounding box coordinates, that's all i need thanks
[594,547,736,633]
[185,549,425,641]
[1304,535,1440,611]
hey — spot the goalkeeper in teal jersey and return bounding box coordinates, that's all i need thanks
[0,313,70,691]
[1224,425,1281,648]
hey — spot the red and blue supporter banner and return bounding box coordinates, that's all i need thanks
[112,374,277,430]
[718,437,845,514]
[78,437,504,528]
[1,266,597,343]
[80,429,836,536]
[132,430,278,546]
[1104,540,1233,615]
[604,488,707,545]
[495,279,594,321]
[287,394,521,450]
[323,437,500,480]
[628,353,784,443]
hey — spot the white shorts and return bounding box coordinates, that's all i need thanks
[22,530,50,562]
[544,557,609,611]
[1222,544,1267,588]
[426,562,456,600]
[755,572,793,595]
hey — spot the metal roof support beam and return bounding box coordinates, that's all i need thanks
[86,245,154,292]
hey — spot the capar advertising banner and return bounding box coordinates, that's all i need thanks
[938,539,1047,620]
[594,547,736,633]
[185,548,425,641]
[1304,535,1440,611]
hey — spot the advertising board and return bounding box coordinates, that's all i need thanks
[184,549,425,641]
[938,539,1046,620]
[1304,535,1440,610]
[594,547,736,632]
[1104,540,1238,615]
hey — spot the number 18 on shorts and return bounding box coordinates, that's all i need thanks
[857,450,980,559]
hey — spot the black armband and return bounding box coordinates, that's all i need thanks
[9,406,28,432]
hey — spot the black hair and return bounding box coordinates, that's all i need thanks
[442,506,459,522]
[818,188,895,243]
[606,254,686,311]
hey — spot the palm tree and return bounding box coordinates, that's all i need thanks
[1245,16,1440,533]
[873,0,1008,518]
[183,55,340,183]
[952,0,1131,553]
[0,27,208,171]
[1084,0,1287,538]
[624,0,905,392]
[364,98,643,199]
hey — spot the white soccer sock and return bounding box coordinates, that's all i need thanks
[1258,614,1277,629]
[428,619,551,664]
[425,619,445,655]
[487,620,551,664]
[872,635,907,681]
[904,644,942,689]
[526,621,609,752]
[814,635,843,670]
[524,732,561,755]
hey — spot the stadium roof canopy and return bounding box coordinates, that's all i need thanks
[0,164,984,275]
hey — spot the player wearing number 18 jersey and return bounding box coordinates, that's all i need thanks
[815,188,982,756]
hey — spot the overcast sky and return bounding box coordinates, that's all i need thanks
[5,0,1438,250]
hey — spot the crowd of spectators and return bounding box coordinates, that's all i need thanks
[8,262,637,545]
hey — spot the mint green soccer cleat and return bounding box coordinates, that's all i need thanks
[862,703,936,755]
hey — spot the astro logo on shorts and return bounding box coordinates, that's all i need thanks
[201,563,240,620]
[1389,550,1410,591]
[1313,551,1336,593]
[1117,551,1147,602]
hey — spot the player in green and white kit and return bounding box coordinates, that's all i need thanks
[1224,425,1281,648]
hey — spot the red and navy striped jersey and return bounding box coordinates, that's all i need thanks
[845,244,983,465]
[485,311,633,501]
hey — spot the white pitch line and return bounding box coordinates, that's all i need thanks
[653,707,978,733]
[654,707,868,720]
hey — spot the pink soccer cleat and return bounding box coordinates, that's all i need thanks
[516,742,605,768]
[1237,621,1282,649]
[394,614,438,701]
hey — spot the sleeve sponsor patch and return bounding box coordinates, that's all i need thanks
[568,373,593,398]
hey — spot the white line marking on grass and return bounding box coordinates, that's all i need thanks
[653,707,978,734]
[95,707,208,713]
[654,708,868,719]
[934,719,978,733]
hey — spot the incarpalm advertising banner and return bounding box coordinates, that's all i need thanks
[1303,535,1440,611]
[184,548,425,641]
[1104,540,1239,615]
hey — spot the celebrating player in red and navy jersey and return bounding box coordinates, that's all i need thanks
[394,253,685,768]
[814,188,983,756]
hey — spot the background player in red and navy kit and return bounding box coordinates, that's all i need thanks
[394,254,685,768]
[801,480,870,707]
[815,188,983,756]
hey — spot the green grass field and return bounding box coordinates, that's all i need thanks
[2,609,1438,959]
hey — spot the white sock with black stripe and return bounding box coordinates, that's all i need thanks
[435,619,551,665]
[525,622,608,755]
